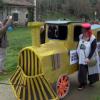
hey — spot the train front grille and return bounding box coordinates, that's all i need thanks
[19,49,42,76]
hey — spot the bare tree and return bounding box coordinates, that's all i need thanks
[95,1,100,19]
[30,0,98,21]
[0,0,3,7]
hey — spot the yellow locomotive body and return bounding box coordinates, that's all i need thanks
[10,21,100,100]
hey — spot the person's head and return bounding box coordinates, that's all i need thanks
[40,25,45,33]
[81,23,92,38]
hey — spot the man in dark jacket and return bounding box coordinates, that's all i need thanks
[0,16,12,74]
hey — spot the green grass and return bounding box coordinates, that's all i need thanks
[0,27,32,80]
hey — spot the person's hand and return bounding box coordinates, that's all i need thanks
[85,58,90,64]
[9,16,12,20]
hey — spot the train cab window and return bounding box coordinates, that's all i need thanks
[74,26,82,41]
[97,31,100,41]
[48,25,67,40]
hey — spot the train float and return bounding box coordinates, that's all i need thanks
[10,21,100,100]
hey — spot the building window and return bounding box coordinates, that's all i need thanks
[13,13,18,21]
[26,14,28,18]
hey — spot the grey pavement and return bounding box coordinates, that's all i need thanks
[0,80,16,100]
[0,72,100,100]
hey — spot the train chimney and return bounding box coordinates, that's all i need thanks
[28,22,44,47]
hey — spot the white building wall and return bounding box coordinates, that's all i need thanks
[0,5,29,25]
[11,6,28,25]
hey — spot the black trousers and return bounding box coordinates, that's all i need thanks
[78,64,99,86]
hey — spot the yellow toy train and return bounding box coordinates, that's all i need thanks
[10,21,100,100]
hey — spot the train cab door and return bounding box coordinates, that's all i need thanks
[69,23,82,66]
[68,24,82,65]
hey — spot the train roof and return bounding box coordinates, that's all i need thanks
[45,20,80,25]
[91,24,100,30]
[45,21,100,30]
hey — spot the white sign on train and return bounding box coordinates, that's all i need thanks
[97,42,100,52]
[70,50,78,65]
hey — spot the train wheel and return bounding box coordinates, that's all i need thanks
[56,74,70,99]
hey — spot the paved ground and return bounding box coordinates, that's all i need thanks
[64,72,100,100]
[0,72,100,100]
[0,80,16,100]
